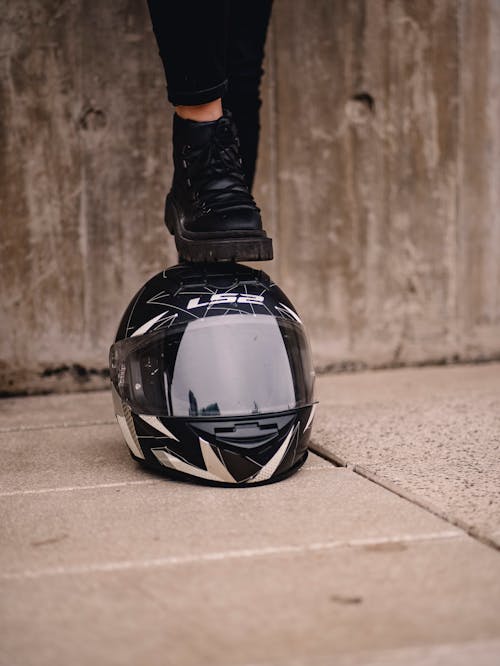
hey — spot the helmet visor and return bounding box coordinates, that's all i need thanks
[110,314,315,417]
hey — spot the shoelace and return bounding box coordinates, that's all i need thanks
[183,120,256,213]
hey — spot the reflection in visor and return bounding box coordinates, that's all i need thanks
[110,315,315,418]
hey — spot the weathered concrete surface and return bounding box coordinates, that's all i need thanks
[312,362,500,547]
[270,0,459,369]
[2,540,500,666]
[1,464,459,574]
[1,0,500,393]
[457,0,500,362]
[1,389,500,665]
[0,1,174,394]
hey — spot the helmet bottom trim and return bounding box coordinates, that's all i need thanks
[128,450,308,488]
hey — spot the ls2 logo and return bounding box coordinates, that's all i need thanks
[187,293,265,310]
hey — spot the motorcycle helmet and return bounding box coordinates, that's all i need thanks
[109,262,316,486]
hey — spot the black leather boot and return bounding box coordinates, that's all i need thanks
[165,112,273,262]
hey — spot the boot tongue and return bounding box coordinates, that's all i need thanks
[174,113,221,149]
[174,113,237,150]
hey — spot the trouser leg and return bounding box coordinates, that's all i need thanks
[146,0,230,105]
[224,1,273,190]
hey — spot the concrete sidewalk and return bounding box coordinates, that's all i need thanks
[1,364,499,666]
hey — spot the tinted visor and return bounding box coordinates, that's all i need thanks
[110,314,315,417]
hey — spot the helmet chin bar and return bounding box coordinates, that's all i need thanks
[124,406,314,486]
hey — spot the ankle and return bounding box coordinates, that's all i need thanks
[175,99,223,122]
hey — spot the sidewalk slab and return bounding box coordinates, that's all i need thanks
[1,424,140,493]
[0,415,459,576]
[1,464,459,577]
[1,538,499,666]
[313,363,500,545]
[1,382,500,665]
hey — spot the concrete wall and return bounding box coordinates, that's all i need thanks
[1,0,499,394]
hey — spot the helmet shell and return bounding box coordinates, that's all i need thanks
[116,262,304,338]
[111,263,316,486]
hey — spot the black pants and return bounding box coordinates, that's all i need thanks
[147,0,273,189]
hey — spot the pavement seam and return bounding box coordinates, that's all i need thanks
[0,531,464,582]
[0,479,163,497]
[310,443,500,553]
[0,464,337,498]
[240,638,500,666]
[308,442,348,467]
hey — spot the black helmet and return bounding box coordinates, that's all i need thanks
[110,263,316,486]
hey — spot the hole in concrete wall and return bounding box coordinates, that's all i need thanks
[79,106,107,131]
[351,92,375,112]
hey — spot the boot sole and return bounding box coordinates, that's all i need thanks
[165,196,273,263]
